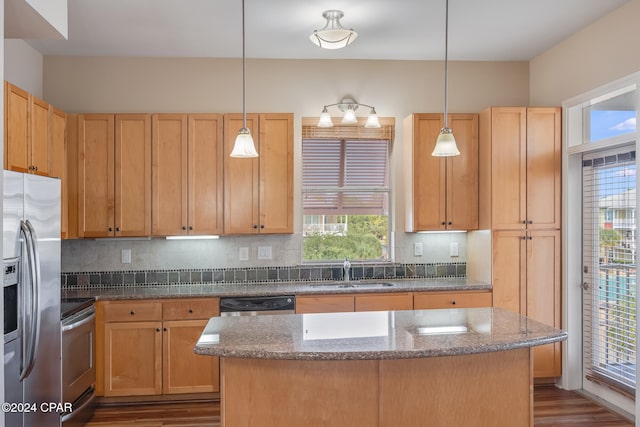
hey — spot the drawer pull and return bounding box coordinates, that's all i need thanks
[451,301,456,305]
[130,310,135,315]
[188,309,194,314]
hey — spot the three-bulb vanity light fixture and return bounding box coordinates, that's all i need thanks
[317,97,381,128]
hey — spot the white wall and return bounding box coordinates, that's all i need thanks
[4,39,43,97]
[530,0,640,106]
[41,56,529,272]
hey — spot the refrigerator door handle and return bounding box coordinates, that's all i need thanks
[18,220,41,381]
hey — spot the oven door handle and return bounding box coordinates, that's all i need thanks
[61,387,96,423]
[62,311,96,332]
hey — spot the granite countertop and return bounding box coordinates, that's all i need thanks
[193,307,567,360]
[61,277,492,300]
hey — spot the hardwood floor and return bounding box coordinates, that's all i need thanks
[84,386,633,427]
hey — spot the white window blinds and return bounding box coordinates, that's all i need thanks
[582,148,637,397]
[302,139,389,215]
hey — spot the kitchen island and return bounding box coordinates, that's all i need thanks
[195,307,567,427]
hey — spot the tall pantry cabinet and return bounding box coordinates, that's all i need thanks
[479,107,562,378]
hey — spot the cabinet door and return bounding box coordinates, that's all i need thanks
[103,321,162,396]
[526,108,561,229]
[51,108,67,237]
[115,114,151,236]
[490,107,527,229]
[446,114,478,230]
[295,295,355,313]
[30,95,50,176]
[78,114,115,237]
[407,114,446,231]
[492,230,526,315]
[152,114,188,236]
[224,113,260,234]
[355,292,413,312]
[5,82,30,173]
[414,291,492,309]
[188,114,224,235]
[163,319,219,394]
[259,113,293,234]
[527,229,561,378]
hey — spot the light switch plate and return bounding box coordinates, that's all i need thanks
[450,242,459,257]
[121,249,131,264]
[258,246,272,260]
[414,242,423,256]
[239,247,249,261]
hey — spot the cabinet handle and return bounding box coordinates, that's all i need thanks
[522,236,526,240]
[529,236,533,240]
[116,227,120,232]
[448,221,452,225]
[182,226,187,230]
[130,310,135,315]
[522,220,526,224]
[441,221,446,226]
[108,227,113,232]
[253,225,258,229]
[260,224,265,229]
[156,328,160,332]
[189,226,193,230]
[163,327,167,332]
[528,220,533,224]
[188,309,194,314]
[451,301,456,305]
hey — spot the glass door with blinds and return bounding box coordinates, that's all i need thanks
[582,147,637,397]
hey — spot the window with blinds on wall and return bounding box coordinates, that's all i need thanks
[302,136,390,262]
[582,149,637,397]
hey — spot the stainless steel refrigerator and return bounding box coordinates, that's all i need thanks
[3,170,61,427]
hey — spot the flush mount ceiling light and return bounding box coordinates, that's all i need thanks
[309,10,358,50]
[230,0,258,158]
[432,0,460,157]
[318,97,380,128]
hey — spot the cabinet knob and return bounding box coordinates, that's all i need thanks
[108,227,113,232]
[253,225,258,229]
[441,221,446,226]
[156,328,161,332]
[529,236,533,240]
[116,227,120,232]
[529,220,533,224]
[188,309,193,314]
[451,301,456,305]
[522,220,526,224]
[163,327,167,332]
[260,224,265,229]
[182,226,187,230]
[130,310,135,315]
[189,226,193,230]
[522,236,526,240]
[448,221,452,225]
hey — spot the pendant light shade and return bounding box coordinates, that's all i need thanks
[309,10,358,50]
[365,108,381,128]
[318,107,334,127]
[230,0,258,158]
[432,0,460,157]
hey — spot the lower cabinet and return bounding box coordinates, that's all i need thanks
[98,298,220,398]
[296,292,429,314]
[413,291,492,309]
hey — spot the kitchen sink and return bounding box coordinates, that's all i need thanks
[311,281,395,289]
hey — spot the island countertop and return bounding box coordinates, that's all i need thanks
[194,307,567,360]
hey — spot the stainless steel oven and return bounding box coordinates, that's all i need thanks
[61,299,96,426]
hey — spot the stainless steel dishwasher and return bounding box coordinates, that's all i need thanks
[220,295,295,316]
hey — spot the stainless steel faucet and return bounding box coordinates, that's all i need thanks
[343,258,351,281]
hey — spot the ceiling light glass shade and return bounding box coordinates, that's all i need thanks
[309,10,358,50]
[318,109,334,127]
[365,109,381,128]
[432,128,460,156]
[341,108,358,124]
[230,128,258,158]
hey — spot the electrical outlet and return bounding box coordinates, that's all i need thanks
[258,246,272,260]
[450,242,459,257]
[121,249,131,264]
[414,242,423,256]
[239,247,249,261]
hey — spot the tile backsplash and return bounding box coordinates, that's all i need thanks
[61,262,466,289]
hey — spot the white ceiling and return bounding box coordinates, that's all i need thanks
[23,0,629,61]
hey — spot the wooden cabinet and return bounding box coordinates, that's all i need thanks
[223,113,293,234]
[4,81,64,177]
[151,114,223,236]
[413,290,492,309]
[51,108,67,237]
[404,113,479,231]
[492,229,561,377]
[479,107,561,230]
[98,298,220,398]
[78,114,151,237]
[296,292,413,314]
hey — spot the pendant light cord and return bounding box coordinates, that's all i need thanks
[443,0,449,130]
[242,0,247,129]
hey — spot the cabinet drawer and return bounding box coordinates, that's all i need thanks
[103,301,162,322]
[295,295,355,314]
[355,292,414,312]
[163,298,219,320]
[413,291,492,309]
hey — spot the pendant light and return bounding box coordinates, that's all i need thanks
[230,0,258,158]
[432,0,460,157]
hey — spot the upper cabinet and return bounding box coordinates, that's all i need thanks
[4,82,64,178]
[479,107,561,230]
[223,113,293,234]
[404,113,479,232]
[77,114,151,238]
[151,114,224,236]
